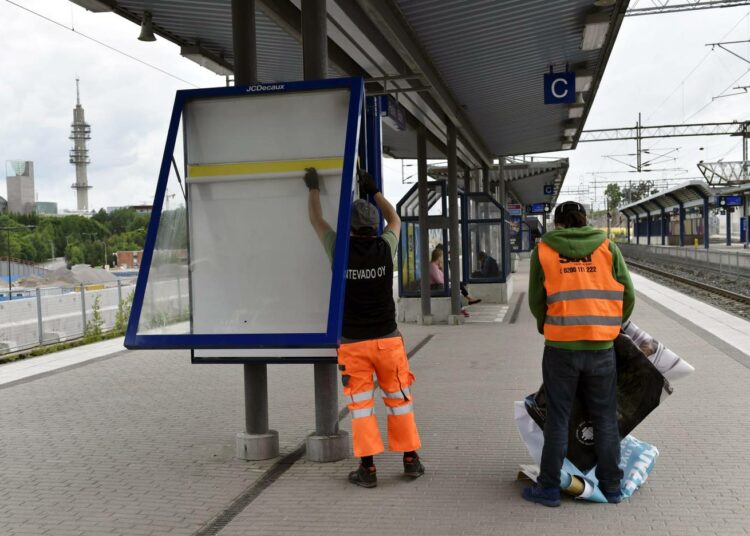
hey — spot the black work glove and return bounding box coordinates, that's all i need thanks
[358,170,379,197]
[304,167,320,191]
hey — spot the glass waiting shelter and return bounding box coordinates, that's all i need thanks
[396,183,510,298]
[396,180,463,297]
[462,192,511,284]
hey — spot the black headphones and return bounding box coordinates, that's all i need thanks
[557,201,585,214]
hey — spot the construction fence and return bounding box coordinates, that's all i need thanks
[0,281,136,355]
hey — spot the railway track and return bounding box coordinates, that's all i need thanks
[626,259,750,306]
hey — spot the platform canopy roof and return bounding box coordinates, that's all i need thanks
[71,0,627,172]
[503,158,569,208]
[429,157,569,207]
[619,179,717,217]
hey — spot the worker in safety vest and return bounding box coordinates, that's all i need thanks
[304,168,423,488]
[522,201,634,507]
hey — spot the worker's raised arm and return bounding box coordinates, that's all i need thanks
[304,168,333,241]
[358,171,401,240]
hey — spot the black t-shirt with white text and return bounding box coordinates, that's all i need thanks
[341,236,397,340]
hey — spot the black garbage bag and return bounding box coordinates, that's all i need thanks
[525,333,672,472]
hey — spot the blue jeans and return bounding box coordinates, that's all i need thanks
[538,346,623,493]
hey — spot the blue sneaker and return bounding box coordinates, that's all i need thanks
[522,485,561,507]
[603,489,622,504]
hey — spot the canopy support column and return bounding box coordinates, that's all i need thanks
[302,0,349,463]
[447,122,462,321]
[417,126,432,324]
[232,0,279,462]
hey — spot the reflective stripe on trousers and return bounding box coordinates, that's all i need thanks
[385,403,414,416]
[350,389,375,403]
[382,386,411,400]
[351,406,375,419]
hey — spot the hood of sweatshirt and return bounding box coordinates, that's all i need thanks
[540,225,607,258]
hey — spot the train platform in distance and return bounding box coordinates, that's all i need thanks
[1,258,749,535]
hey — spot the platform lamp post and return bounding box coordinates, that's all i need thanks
[1,225,35,301]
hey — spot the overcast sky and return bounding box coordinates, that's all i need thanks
[1,0,749,212]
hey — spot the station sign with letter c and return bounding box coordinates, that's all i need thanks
[544,72,576,105]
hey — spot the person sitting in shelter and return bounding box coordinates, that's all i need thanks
[430,245,481,313]
[428,247,444,289]
[304,167,424,488]
[474,250,500,278]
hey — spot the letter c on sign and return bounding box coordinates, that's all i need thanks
[551,78,569,99]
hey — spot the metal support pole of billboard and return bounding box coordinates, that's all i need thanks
[302,0,349,463]
[447,122,462,321]
[231,0,279,462]
[417,126,432,324]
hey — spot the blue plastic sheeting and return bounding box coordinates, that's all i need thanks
[561,436,660,502]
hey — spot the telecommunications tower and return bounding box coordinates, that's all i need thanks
[69,78,92,211]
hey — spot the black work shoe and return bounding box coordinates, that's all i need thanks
[403,455,425,478]
[348,464,377,488]
[603,489,623,504]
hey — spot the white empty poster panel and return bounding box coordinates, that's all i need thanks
[185,89,351,336]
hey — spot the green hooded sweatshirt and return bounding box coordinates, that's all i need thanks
[528,226,635,350]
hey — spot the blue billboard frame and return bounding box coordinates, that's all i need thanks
[124,77,365,352]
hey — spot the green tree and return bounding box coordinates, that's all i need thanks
[65,244,85,266]
[2,211,148,266]
[604,183,623,211]
[621,180,658,204]
[91,208,109,227]
[84,295,104,341]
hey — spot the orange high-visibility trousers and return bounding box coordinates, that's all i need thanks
[338,336,421,458]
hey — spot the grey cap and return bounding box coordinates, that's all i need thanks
[351,198,379,230]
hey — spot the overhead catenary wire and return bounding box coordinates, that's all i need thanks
[4,0,200,88]
[644,10,750,123]
[639,10,750,163]
[685,67,750,121]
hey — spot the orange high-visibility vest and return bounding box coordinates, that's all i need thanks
[538,239,624,341]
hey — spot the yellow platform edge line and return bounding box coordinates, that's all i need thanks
[188,158,344,178]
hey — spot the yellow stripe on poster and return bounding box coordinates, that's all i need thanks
[187,157,344,179]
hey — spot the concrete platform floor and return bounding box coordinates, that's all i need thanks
[1,259,749,535]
